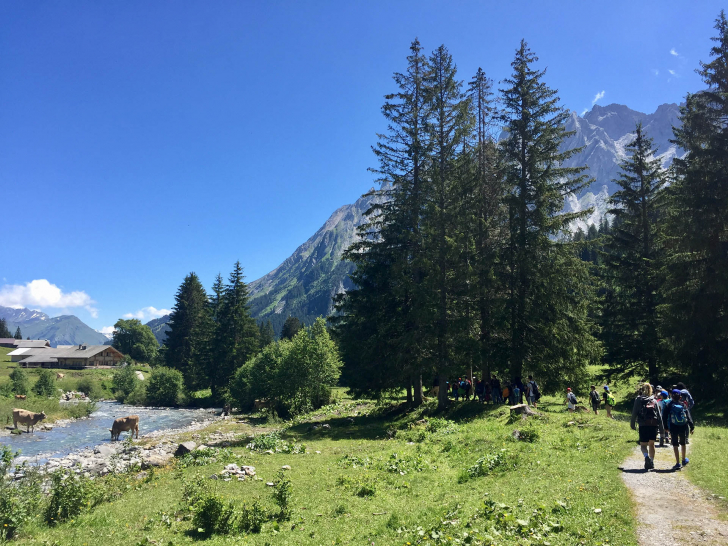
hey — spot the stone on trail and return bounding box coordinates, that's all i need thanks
[174,441,197,457]
[142,453,172,468]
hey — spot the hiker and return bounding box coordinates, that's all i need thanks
[566,388,577,412]
[526,376,539,408]
[490,375,501,404]
[452,380,459,400]
[662,389,695,470]
[465,378,472,401]
[475,379,485,402]
[589,385,601,415]
[514,377,525,404]
[676,382,695,444]
[630,383,665,470]
[458,378,466,401]
[512,382,521,406]
[657,390,671,447]
[502,383,510,405]
[602,386,615,419]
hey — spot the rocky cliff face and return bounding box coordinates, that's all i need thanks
[248,190,379,334]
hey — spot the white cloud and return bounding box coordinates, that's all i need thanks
[652,69,660,76]
[592,90,605,105]
[123,306,171,321]
[668,69,677,75]
[580,108,588,116]
[98,326,115,334]
[0,279,98,318]
[670,48,679,56]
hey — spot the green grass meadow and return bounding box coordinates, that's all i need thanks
[13,395,639,546]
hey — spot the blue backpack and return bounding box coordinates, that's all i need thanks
[669,401,688,426]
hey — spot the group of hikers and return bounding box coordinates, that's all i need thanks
[629,381,695,471]
[443,375,541,406]
[565,384,617,418]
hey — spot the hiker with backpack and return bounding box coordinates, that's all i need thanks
[527,376,539,407]
[566,388,578,412]
[657,390,672,447]
[589,385,601,415]
[512,382,521,406]
[662,389,695,470]
[602,386,615,419]
[630,383,665,470]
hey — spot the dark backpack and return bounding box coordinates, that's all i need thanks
[669,401,688,426]
[590,391,600,403]
[639,397,659,426]
[568,392,578,405]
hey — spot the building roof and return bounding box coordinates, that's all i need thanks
[8,347,36,356]
[15,340,51,348]
[0,338,17,345]
[19,354,59,364]
[13,345,123,360]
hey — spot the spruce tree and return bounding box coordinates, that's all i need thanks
[500,40,598,385]
[423,44,472,409]
[212,261,259,397]
[165,272,214,391]
[663,11,728,391]
[259,320,275,348]
[281,316,303,340]
[334,39,433,401]
[0,319,11,338]
[14,326,22,340]
[601,124,667,382]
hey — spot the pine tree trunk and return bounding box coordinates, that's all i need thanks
[414,374,423,406]
[406,383,413,405]
[438,374,448,410]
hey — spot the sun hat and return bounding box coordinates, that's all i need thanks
[567,387,572,391]
[672,389,681,395]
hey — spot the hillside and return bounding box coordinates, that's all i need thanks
[248,189,380,334]
[146,314,171,345]
[248,103,683,332]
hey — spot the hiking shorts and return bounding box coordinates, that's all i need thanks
[638,425,658,443]
[671,425,688,446]
[591,401,599,411]
[527,395,536,405]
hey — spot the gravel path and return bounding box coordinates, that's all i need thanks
[620,443,728,545]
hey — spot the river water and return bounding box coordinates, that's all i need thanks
[2,401,217,460]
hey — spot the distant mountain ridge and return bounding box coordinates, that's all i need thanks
[146,315,171,345]
[0,306,108,347]
[248,102,683,331]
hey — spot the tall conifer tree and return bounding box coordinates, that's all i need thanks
[664,11,728,391]
[500,40,598,383]
[14,326,22,340]
[601,124,667,382]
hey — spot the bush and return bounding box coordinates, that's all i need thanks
[124,383,147,406]
[0,445,43,540]
[192,491,235,536]
[237,500,268,533]
[10,368,30,396]
[145,367,183,406]
[466,451,507,479]
[34,369,57,398]
[112,366,139,402]
[76,377,104,400]
[272,471,292,521]
[45,467,102,524]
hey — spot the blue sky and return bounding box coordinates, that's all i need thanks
[0,0,722,331]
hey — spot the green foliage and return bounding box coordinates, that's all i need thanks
[45,467,102,525]
[231,318,341,416]
[237,500,268,534]
[272,470,292,521]
[280,316,303,340]
[245,431,306,454]
[145,366,183,406]
[112,319,159,363]
[0,318,11,338]
[192,491,236,536]
[33,369,56,398]
[465,451,507,479]
[10,368,29,396]
[76,376,104,400]
[0,446,43,540]
[14,326,22,340]
[112,365,139,402]
[258,319,275,348]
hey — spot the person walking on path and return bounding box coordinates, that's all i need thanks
[657,390,671,447]
[676,382,695,444]
[602,386,615,419]
[589,385,601,414]
[526,376,539,407]
[662,389,695,470]
[566,388,577,413]
[630,383,665,470]
[490,375,501,404]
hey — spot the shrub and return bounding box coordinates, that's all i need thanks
[76,377,104,400]
[0,446,43,540]
[45,467,102,524]
[192,491,235,536]
[124,383,148,406]
[237,500,268,533]
[467,451,507,479]
[145,367,183,406]
[34,369,57,398]
[272,471,292,521]
[112,366,139,402]
[10,368,30,396]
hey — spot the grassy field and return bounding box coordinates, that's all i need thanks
[11,394,640,546]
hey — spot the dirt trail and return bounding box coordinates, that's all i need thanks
[620,444,728,545]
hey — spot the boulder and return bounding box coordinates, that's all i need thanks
[174,441,197,457]
[142,453,172,468]
[94,445,115,457]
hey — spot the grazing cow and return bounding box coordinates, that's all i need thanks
[253,399,271,411]
[109,415,139,441]
[12,408,46,433]
[14,394,26,400]
[222,403,232,416]
[56,373,65,380]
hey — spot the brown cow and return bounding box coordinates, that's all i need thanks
[14,394,26,400]
[12,408,46,433]
[109,415,139,441]
[56,373,65,380]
